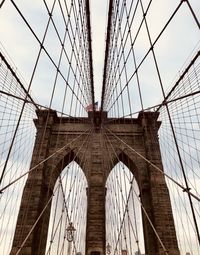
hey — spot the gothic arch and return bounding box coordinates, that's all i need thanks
[105,149,153,254]
[105,160,145,254]
[45,160,88,255]
[46,147,88,192]
[105,148,149,196]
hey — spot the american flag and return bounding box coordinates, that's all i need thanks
[85,102,98,112]
[122,250,128,255]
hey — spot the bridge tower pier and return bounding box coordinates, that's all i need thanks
[10,110,180,255]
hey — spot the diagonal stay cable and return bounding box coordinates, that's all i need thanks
[0,0,58,187]
[130,178,169,255]
[0,52,38,109]
[139,0,200,244]
[103,127,169,254]
[104,89,200,124]
[14,127,92,255]
[0,127,92,194]
[0,89,78,118]
[103,129,139,243]
[104,127,200,202]
[42,0,91,106]
[45,128,92,255]
[10,0,88,110]
[104,1,184,112]
[157,50,200,112]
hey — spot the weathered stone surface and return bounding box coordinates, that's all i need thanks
[10,110,180,255]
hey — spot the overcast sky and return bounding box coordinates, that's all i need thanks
[0,0,199,112]
[0,0,200,254]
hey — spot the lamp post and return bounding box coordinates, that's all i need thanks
[106,243,111,255]
[66,222,76,255]
[66,222,76,242]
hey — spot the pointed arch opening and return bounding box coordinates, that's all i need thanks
[45,160,88,255]
[106,161,145,255]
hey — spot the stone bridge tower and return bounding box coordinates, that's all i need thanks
[10,109,180,255]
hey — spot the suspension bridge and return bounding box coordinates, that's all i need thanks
[0,0,200,255]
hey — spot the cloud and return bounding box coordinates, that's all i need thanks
[0,0,200,254]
